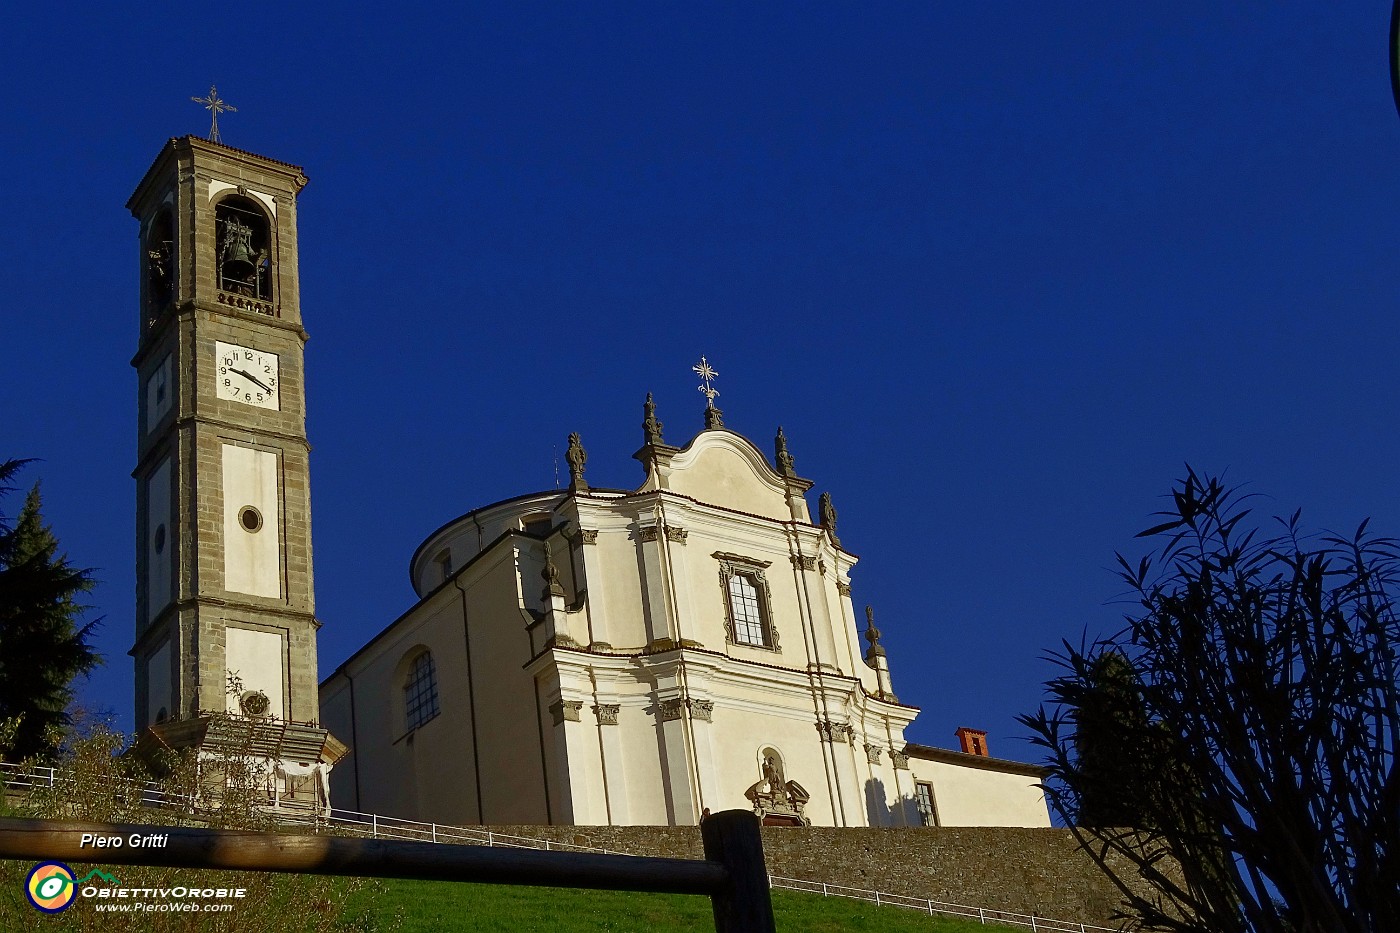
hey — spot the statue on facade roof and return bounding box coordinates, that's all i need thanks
[643,392,665,446]
[818,492,839,546]
[565,432,588,492]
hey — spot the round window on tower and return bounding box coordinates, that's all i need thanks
[239,506,263,533]
[240,690,271,717]
[153,524,166,554]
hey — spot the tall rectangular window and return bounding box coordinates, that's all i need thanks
[915,781,939,827]
[716,553,779,651]
[405,652,440,731]
[729,573,767,646]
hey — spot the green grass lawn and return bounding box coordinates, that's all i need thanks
[344,878,1020,932]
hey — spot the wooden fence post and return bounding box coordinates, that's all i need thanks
[701,810,775,933]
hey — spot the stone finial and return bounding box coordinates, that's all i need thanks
[565,432,588,492]
[704,403,725,429]
[643,392,665,446]
[864,605,885,660]
[542,541,564,597]
[818,492,839,546]
[775,427,796,478]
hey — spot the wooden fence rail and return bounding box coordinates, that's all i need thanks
[0,810,775,933]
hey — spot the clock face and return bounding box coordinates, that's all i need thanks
[215,341,279,410]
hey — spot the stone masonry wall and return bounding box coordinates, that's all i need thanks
[487,823,1155,930]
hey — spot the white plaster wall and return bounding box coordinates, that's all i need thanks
[319,678,357,808]
[147,457,172,618]
[145,354,173,433]
[146,639,171,724]
[666,441,790,521]
[225,626,285,717]
[908,758,1051,827]
[222,444,280,597]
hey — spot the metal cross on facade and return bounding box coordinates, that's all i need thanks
[693,356,720,407]
[191,85,237,144]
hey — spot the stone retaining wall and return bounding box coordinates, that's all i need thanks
[488,823,1154,929]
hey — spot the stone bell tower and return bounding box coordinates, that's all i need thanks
[128,135,343,799]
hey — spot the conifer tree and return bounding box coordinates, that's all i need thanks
[0,459,101,760]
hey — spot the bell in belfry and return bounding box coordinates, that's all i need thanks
[220,216,256,282]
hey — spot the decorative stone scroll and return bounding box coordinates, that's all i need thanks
[865,743,883,764]
[791,555,816,571]
[658,696,712,722]
[594,703,620,726]
[569,528,599,545]
[548,700,583,725]
[815,719,853,744]
[836,581,852,597]
[889,750,910,770]
[639,526,660,543]
[664,525,688,543]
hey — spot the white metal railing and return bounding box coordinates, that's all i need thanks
[766,875,1120,931]
[0,761,621,855]
[4,761,1119,930]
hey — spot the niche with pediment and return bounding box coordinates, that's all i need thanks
[744,746,810,826]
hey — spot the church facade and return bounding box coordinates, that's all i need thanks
[320,398,1049,828]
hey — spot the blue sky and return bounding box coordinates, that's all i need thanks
[5,2,1400,768]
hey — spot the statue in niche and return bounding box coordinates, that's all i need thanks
[762,754,783,793]
[745,749,810,826]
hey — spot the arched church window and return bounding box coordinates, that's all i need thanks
[403,650,440,731]
[521,514,553,537]
[214,196,272,300]
[145,210,174,316]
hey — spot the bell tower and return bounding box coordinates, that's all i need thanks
[128,136,342,792]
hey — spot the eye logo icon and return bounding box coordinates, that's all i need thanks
[25,861,77,912]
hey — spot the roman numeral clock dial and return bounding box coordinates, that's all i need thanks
[214,341,279,410]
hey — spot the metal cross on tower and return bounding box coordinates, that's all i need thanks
[191,85,237,143]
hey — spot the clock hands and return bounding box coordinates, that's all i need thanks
[232,367,273,394]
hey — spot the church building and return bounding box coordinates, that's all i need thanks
[319,388,1050,828]
[126,130,1046,828]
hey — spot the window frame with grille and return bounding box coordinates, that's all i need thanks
[914,780,940,827]
[403,650,441,732]
[714,552,779,651]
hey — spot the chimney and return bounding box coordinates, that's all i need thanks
[955,727,989,757]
